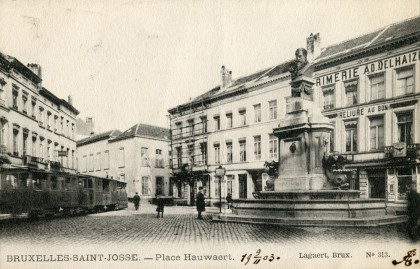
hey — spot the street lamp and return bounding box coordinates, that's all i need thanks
[215,165,225,213]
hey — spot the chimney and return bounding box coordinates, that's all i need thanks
[86,117,95,135]
[27,63,42,78]
[306,33,321,62]
[220,65,232,88]
[68,95,73,105]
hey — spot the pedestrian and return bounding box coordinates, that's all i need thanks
[226,193,233,209]
[156,196,165,218]
[196,187,205,219]
[133,192,140,210]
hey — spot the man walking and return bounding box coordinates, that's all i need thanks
[196,187,205,219]
[133,192,140,210]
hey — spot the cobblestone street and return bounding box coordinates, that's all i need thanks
[0,203,414,248]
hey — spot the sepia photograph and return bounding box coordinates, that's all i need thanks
[0,0,420,268]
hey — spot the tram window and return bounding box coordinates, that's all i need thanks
[51,177,58,190]
[103,180,110,192]
[88,179,93,188]
[5,175,17,189]
[65,178,71,190]
[33,179,42,189]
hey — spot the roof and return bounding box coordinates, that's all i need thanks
[315,16,420,66]
[111,123,170,142]
[0,52,42,84]
[76,129,122,147]
[170,16,420,114]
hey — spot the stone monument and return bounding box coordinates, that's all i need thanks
[214,49,407,226]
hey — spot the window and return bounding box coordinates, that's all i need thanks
[141,147,149,166]
[200,116,207,133]
[214,116,220,131]
[227,175,234,196]
[39,140,44,158]
[269,134,278,159]
[12,88,19,109]
[269,100,277,120]
[89,154,94,171]
[226,113,232,129]
[0,83,5,107]
[254,136,261,160]
[329,122,335,153]
[200,143,207,165]
[176,146,182,168]
[118,147,125,168]
[174,122,182,139]
[13,129,18,156]
[369,117,384,150]
[397,112,413,144]
[370,73,385,100]
[156,176,164,195]
[82,155,87,172]
[396,66,414,96]
[344,80,358,106]
[103,151,110,170]
[155,149,164,168]
[187,119,194,136]
[239,109,246,126]
[141,176,149,195]
[188,144,194,165]
[254,104,261,123]
[345,120,358,152]
[39,107,44,126]
[31,100,36,118]
[226,142,232,163]
[397,168,413,200]
[22,132,28,156]
[96,152,101,171]
[22,95,28,114]
[214,144,220,164]
[239,140,246,162]
[322,85,335,110]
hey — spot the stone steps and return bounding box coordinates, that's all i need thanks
[212,214,408,227]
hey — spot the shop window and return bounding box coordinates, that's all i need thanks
[369,73,385,100]
[269,100,277,120]
[254,104,261,123]
[369,116,384,150]
[156,177,164,195]
[344,80,358,106]
[254,136,261,160]
[397,168,413,200]
[396,66,414,96]
[397,112,413,144]
[322,85,335,110]
[345,120,358,152]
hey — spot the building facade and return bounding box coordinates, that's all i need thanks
[168,16,420,211]
[77,123,170,201]
[314,16,420,213]
[0,52,79,175]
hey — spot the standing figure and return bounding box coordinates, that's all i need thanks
[156,196,165,218]
[226,193,233,209]
[196,187,205,219]
[133,192,140,210]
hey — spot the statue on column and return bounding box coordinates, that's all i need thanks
[289,48,314,99]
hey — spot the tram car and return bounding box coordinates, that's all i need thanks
[0,168,128,217]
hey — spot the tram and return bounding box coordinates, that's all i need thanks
[0,166,128,217]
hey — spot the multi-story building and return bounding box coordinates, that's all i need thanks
[76,123,170,202]
[313,16,420,213]
[168,16,420,211]
[0,51,79,175]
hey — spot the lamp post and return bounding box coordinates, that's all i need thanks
[215,165,225,213]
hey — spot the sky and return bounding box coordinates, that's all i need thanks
[0,0,419,133]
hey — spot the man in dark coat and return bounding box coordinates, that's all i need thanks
[196,187,205,219]
[133,192,140,210]
[156,196,165,218]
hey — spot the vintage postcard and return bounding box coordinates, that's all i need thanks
[0,0,419,268]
